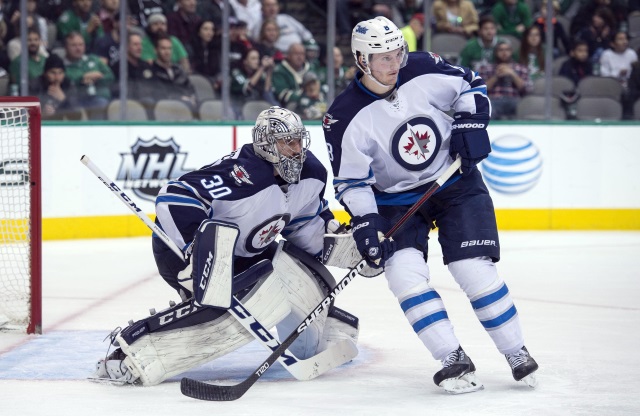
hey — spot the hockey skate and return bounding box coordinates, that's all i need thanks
[90,347,140,385]
[433,346,484,394]
[505,346,539,388]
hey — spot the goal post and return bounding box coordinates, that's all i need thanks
[0,97,41,334]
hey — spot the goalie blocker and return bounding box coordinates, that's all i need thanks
[94,241,359,386]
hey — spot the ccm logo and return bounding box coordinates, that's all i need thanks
[452,123,486,129]
[352,222,370,232]
[461,240,496,247]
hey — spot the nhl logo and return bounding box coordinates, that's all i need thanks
[117,137,192,202]
[390,116,442,171]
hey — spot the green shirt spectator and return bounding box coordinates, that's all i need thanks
[491,0,532,38]
[9,29,47,88]
[57,0,104,49]
[140,13,191,74]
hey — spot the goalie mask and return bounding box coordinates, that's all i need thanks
[252,106,310,184]
[351,16,408,87]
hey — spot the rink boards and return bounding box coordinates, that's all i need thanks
[35,121,640,239]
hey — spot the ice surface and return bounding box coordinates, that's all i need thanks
[1,232,639,416]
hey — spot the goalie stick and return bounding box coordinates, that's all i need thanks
[180,157,463,401]
[80,155,355,382]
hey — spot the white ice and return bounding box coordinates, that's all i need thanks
[1,231,639,416]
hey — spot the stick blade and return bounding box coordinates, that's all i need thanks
[180,377,247,401]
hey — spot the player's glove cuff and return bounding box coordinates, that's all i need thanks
[449,112,491,176]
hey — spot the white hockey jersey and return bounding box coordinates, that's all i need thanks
[323,51,491,216]
[155,144,332,258]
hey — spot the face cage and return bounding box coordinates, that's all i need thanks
[268,130,310,184]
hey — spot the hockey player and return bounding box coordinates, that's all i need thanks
[322,16,538,393]
[93,107,359,385]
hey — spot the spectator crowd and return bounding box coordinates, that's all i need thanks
[2,0,640,120]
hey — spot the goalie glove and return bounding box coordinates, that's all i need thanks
[449,112,491,176]
[323,216,394,277]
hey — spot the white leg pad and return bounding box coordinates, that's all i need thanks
[116,272,291,386]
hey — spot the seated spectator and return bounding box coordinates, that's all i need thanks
[432,0,479,39]
[111,32,156,114]
[295,71,327,120]
[149,34,197,114]
[491,0,532,38]
[229,0,262,35]
[272,42,309,108]
[230,48,278,119]
[94,11,124,72]
[33,54,80,120]
[57,0,104,50]
[532,0,570,58]
[7,0,48,48]
[460,15,502,70]
[63,31,114,120]
[518,25,544,81]
[167,0,201,56]
[625,57,640,118]
[127,0,164,28]
[400,13,426,52]
[570,0,627,37]
[98,0,119,34]
[317,46,356,95]
[599,31,638,88]
[255,18,285,62]
[477,40,532,119]
[141,13,191,74]
[190,20,221,84]
[304,39,321,73]
[559,40,593,86]
[251,0,314,53]
[575,6,615,65]
[9,28,47,92]
[6,7,48,62]
[229,17,255,67]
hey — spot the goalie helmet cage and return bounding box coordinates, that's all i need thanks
[0,97,42,334]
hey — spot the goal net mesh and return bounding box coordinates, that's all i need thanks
[0,107,33,331]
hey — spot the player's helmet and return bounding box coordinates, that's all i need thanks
[351,16,408,76]
[252,106,310,184]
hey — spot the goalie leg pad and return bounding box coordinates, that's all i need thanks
[192,219,240,309]
[112,268,291,386]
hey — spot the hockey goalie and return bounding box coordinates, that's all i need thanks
[92,107,359,386]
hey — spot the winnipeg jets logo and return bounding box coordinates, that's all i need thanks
[404,124,431,160]
[246,214,291,253]
[428,52,443,65]
[391,116,442,171]
[230,164,253,185]
[355,25,368,34]
[322,113,338,130]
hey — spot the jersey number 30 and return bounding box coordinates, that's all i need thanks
[201,175,232,199]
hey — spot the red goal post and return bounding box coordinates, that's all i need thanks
[0,97,41,334]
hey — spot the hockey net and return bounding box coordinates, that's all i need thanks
[0,98,41,334]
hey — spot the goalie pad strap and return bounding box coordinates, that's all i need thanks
[192,220,240,309]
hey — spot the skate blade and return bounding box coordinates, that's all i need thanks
[520,372,538,388]
[440,372,484,394]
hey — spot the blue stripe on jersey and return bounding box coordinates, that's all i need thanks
[471,283,508,310]
[461,86,487,95]
[400,290,441,312]
[412,310,449,333]
[335,181,372,201]
[156,195,205,209]
[480,305,517,329]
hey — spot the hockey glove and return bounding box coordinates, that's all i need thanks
[449,112,492,176]
[351,213,396,269]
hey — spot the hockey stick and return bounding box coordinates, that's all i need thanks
[180,157,463,401]
[80,155,355,382]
